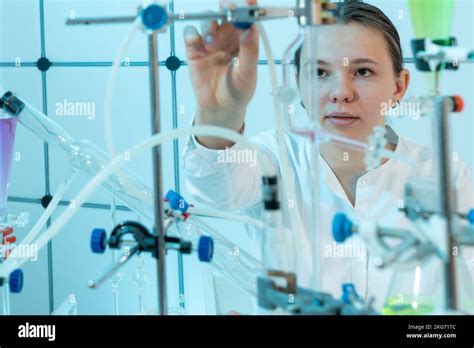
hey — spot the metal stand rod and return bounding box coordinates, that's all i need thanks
[434,96,458,311]
[65,7,300,27]
[148,32,168,315]
[66,16,136,25]
[305,25,323,289]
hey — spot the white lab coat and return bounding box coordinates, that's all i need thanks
[182,123,474,312]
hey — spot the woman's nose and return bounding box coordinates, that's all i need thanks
[328,77,355,103]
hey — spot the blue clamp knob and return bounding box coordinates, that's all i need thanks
[198,236,214,262]
[91,228,107,254]
[9,269,23,293]
[467,209,474,225]
[341,282,360,305]
[233,22,253,30]
[141,4,168,31]
[165,190,189,213]
[332,213,353,243]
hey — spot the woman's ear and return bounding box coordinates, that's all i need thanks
[393,68,410,102]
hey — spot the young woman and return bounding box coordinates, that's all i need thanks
[181,0,473,311]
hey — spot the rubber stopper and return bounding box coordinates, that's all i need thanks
[467,208,474,225]
[332,213,353,243]
[198,236,214,262]
[91,228,107,254]
[141,4,168,31]
[451,95,464,113]
[165,190,189,213]
[9,269,23,293]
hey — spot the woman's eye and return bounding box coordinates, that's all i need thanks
[355,68,373,77]
[317,69,329,78]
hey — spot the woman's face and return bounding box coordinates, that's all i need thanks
[299,22,410,142]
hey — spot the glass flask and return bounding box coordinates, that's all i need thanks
[383,253,474,315]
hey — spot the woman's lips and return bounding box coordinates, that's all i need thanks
[325,115,360,127]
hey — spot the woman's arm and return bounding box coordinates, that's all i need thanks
[182,127,279,211]
[183,1,259,149]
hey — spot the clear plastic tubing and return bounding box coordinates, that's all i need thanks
[104,16,142,157]
[0,125,276,277]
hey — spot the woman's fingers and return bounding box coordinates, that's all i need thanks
[200,18,219,47]
[234,24,259,83]
[220,0,257,9]
[183,25,207,59]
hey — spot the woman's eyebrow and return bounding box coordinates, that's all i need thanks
[304,58,380,66]
[351,58,379,65]
[303,59,331,67]
[317,59,331,66]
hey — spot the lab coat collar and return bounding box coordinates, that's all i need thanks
[309,125,402,206]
